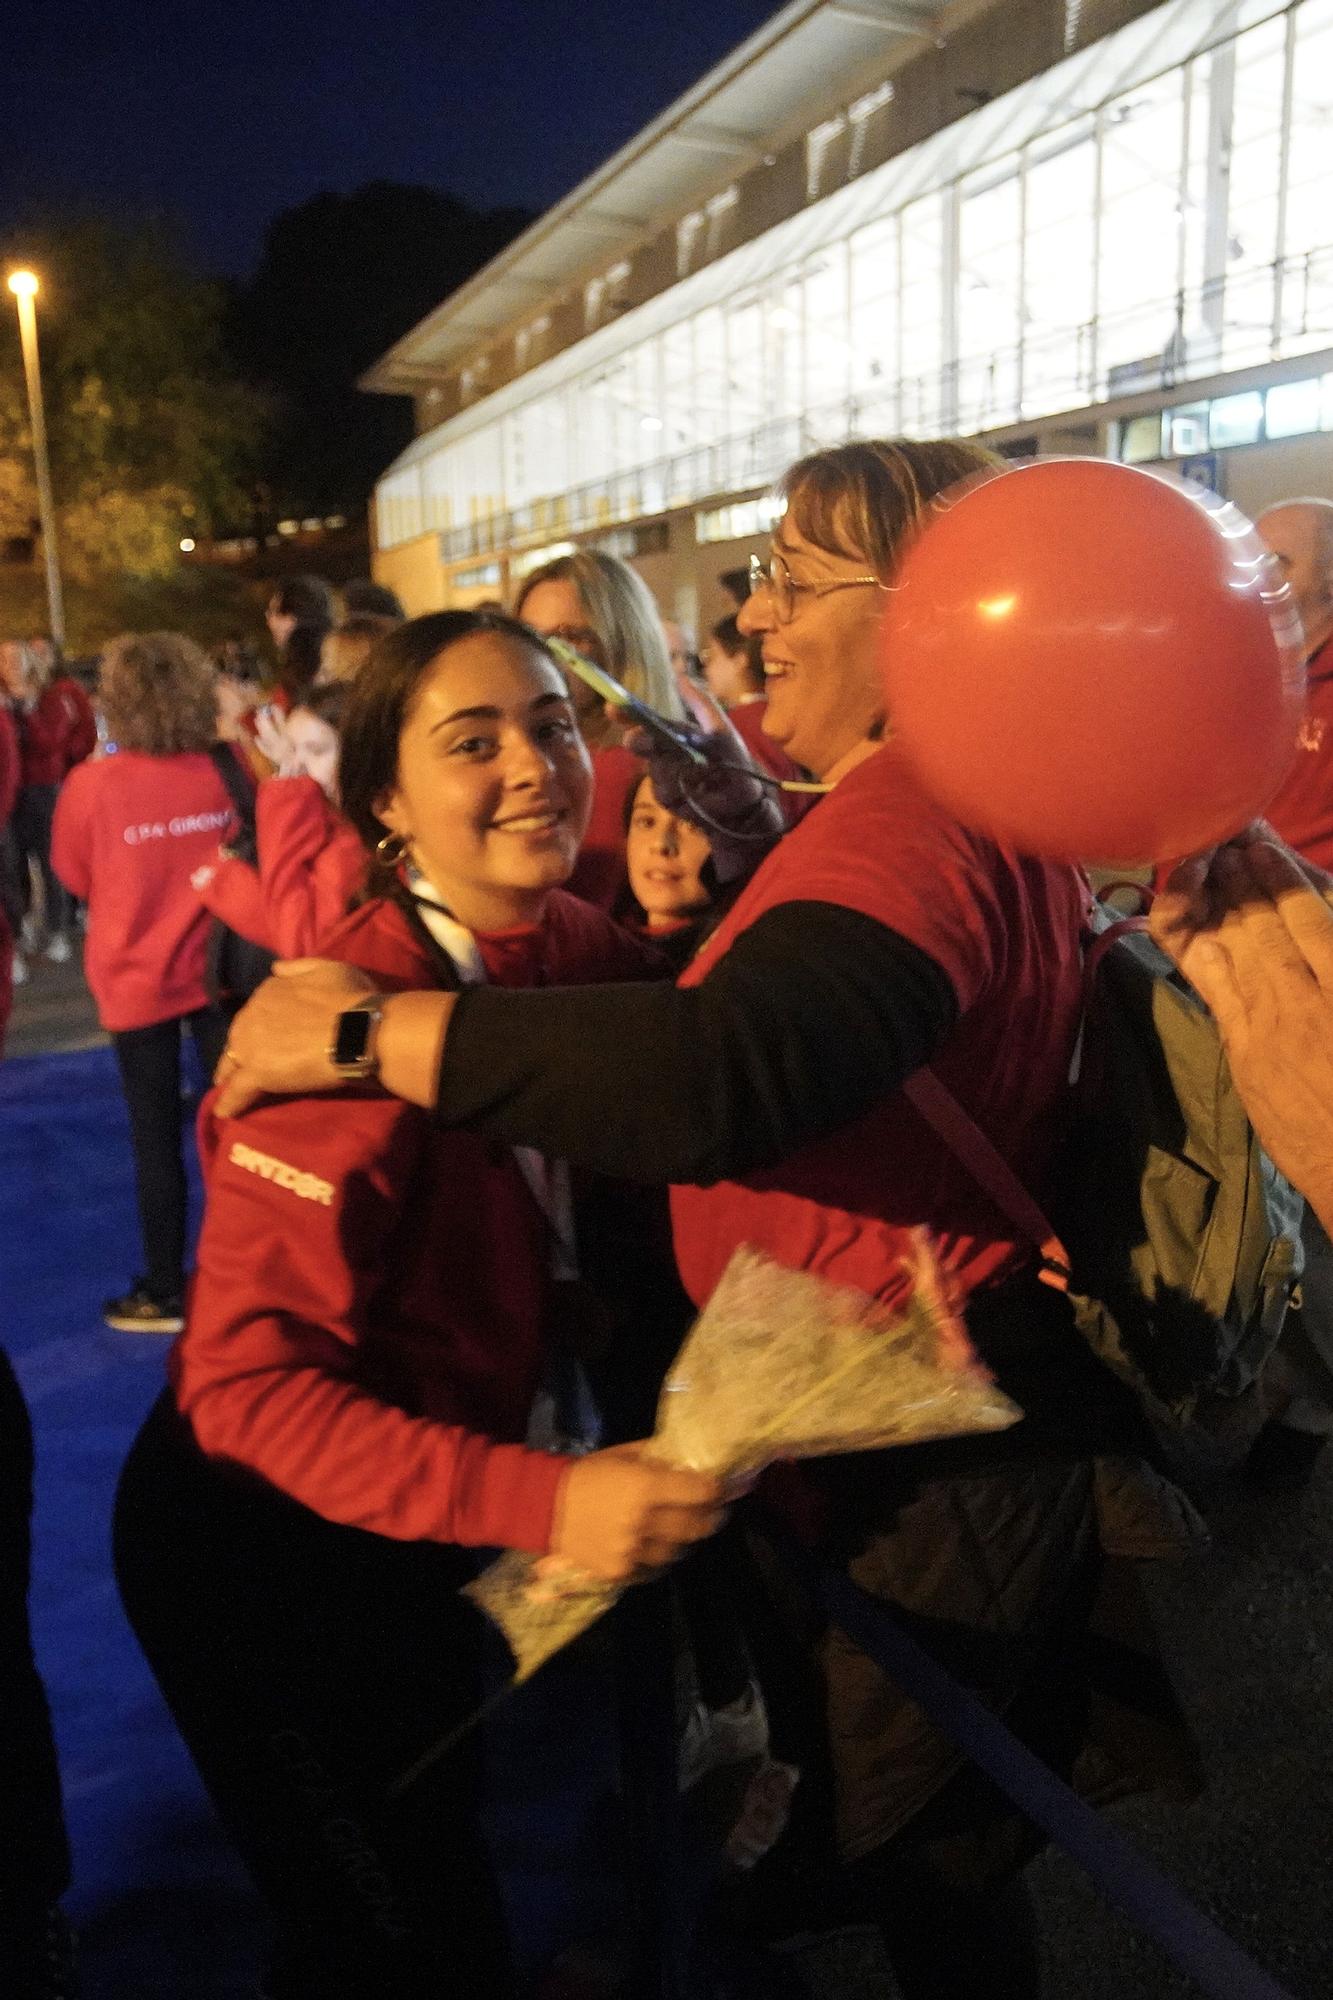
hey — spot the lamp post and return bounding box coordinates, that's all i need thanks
[7,270,65,648]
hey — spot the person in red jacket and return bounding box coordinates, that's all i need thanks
[515,549,685,913]
[0,695,19,1030]
[52,632,242,1333]
[112,610,728,2000]
[195,681,366,959]
[215,444,1198,2000]
[3,640,96,969]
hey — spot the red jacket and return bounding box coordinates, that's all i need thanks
[18,678,97,787]
[173,890,660,1550]
[1259,634,1333,871]
[51,751,242,1030]
[197,775,367,957]
[0,708,19,830]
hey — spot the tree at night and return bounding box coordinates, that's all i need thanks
[226,183,531,522]
[0,215,268,581]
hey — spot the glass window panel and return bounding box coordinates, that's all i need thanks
[1098,74,1187,383]
[899,194,945,433]
[1285,3,1333,268]
[849,215,899,430]
[958,162,1022,428]
[803,243,849,419]
[1120,413,1165,462]
[1167,404,1209,455]
[1265,378,1321,438]
[1023,125,1096,416]
[768,279,804,421]
[1208,390,1263,446]
[1226,16,1286,270]
[1323,374,1333,431]
[661,319,696,459]
[693,308,728,448]
[725,300,765,436]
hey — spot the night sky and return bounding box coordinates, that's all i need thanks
[5,0,782,276]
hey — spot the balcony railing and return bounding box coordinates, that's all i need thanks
[416,242,1333,566]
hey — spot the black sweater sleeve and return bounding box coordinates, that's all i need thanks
[435,899,957,1185]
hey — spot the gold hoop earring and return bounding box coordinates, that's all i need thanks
[375,828,412,865]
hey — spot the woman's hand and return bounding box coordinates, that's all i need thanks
[625,677,784,883]
[214,959,379,1114]
[547,1443,729,1584]
[252,704,289,768]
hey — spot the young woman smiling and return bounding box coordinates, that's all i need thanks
[214,446,1192,1999]
[113,611,726,2000]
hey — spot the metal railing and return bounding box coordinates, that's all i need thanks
[417,241,1333,566]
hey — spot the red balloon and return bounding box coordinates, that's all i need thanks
[880,459,1306,862]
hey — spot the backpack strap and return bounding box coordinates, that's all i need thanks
[207,741,257,830]
[902,1068,1072,1293]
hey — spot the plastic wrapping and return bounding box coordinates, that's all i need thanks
[466,1238,1020,1683]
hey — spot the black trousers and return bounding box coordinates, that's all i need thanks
[13,785,71,935]
[114,1396,514,1999]
[0,1346,70,1908]
[110,1006,230,1301]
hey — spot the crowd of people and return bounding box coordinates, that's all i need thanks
[2,461,1333,2000]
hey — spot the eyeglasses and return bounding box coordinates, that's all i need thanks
[747,552,882,625]
[534,622,606,662]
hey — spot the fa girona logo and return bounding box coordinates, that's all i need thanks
[1298,714,1327,754]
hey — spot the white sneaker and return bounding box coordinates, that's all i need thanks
[11,951,28,986]
[45,933,71,964]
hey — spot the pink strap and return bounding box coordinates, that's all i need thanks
[902,1069,1072,1292]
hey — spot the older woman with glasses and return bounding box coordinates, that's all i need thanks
[214,440,1192,2000]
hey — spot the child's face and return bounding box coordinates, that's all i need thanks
[625,777,713,931]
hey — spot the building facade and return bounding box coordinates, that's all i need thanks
[365,0,1333,632]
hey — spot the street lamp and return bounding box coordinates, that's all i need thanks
[7,269,65,648]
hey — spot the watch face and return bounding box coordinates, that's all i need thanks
[333,1009,373,1069]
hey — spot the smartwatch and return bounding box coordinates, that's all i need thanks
[329,997,385,1080]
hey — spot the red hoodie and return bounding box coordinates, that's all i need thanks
[197,775,367,957]
[0,707,19,829]
[172,889,661,1550]
[51,751,242,1030]
[19,678,97,787]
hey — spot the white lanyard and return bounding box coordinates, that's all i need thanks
[408,877,579,1280]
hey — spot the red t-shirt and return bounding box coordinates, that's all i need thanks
[1259,635,1333,871]
[567,743,643,912]
[174,889,661,1551]
[670,743,1088,1315]
[51,751,242,1030]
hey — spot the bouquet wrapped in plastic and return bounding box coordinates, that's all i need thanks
[466,1236,1020,1684]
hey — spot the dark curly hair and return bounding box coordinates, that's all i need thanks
[99,632,218,755]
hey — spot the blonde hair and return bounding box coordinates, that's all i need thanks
[319,614,397,685]
[514,549,682,745]
[99,632,218,755]
[781,438,1002,576]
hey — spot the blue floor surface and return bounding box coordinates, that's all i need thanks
[1,1044,262,1999]
[1,1045,629,1998]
